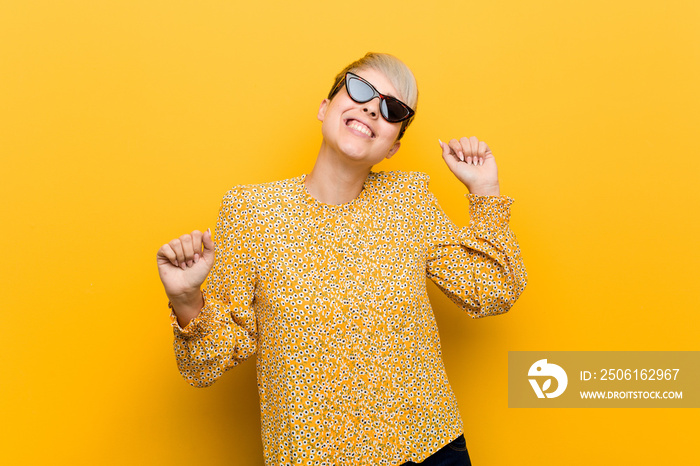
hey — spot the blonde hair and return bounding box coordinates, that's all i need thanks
[327,52,418,140]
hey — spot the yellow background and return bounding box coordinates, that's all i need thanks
[1,0,698,464]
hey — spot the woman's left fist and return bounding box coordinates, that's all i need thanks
[439,136,500,196]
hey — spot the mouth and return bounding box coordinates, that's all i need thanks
[345,118,375,138]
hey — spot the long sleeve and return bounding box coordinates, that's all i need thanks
[170,186,258,387]
[422,179,527,318]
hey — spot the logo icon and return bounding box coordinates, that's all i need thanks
[528,359,568,398]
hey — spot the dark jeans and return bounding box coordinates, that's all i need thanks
[399,434,472,466]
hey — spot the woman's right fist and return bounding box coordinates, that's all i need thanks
[157,229,215,300]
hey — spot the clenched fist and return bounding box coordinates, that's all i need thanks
[439,136,500,196]
[157,229,215,325]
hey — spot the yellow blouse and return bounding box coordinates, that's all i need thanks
[170,170,527,465]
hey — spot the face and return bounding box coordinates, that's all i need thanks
[317,67,403,166]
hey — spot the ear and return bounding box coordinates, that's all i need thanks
[317,99,330,122]
[386,141,401,159]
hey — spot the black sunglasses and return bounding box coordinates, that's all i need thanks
[340,72,415,123]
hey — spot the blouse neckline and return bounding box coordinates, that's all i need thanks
[299,172,376,212]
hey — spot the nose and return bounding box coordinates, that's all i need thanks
[362,97,381,119]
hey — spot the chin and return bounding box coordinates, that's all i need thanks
[336,140,370,160]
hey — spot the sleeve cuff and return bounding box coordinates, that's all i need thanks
[168,297,219,339]
[465,194,514,228]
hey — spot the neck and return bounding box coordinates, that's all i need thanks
[305,141,373,205]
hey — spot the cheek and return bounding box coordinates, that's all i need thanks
[323,101,349,125]
[379,121,401,142]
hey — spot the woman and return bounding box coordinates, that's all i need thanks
[157,52,527,465]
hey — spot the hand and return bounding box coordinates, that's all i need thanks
[156,229,215,302]
[439,136,500,196]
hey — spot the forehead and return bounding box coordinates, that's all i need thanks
[353,67,401,100]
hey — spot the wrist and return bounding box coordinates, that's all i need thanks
[467,183,500,196]
[169,289,204,328]
[168,288,203,310]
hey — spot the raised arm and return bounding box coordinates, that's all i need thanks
[156,187,258,387]
[425,136,527,317]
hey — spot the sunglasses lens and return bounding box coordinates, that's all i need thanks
[347,77,374,103]
[381,99,411,123]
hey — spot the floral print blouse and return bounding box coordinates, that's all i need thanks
[170,170,527,465]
